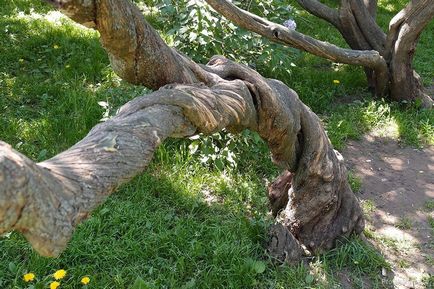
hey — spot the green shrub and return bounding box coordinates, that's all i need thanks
[141,0,299,80]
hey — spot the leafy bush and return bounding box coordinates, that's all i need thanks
[188,130,266,170]
[140,0,299,80]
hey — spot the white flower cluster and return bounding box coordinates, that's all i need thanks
[283,19,297,30]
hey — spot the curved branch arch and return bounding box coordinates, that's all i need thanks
[1,0,364,261]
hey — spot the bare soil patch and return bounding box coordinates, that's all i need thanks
[343,135,434,289]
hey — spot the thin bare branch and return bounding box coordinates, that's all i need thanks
[205,0,387,71]
[295,0,340,28]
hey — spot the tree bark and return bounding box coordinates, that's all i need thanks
[0,76,258,256]
[46,0,199,89]
[0,0,365,261]
[388,0,434,106]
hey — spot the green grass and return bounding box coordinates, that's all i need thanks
[428,216,434,231]
[1,0,433,288]
[426,200,434,211]
[347,171,362,193]
[395,217,413,230]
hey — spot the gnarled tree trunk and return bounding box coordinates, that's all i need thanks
[0,0,364,263]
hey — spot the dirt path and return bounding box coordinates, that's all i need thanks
[342,135,434,289]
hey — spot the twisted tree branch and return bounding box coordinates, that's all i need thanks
[0,0,365,259]
[0,56,364,257]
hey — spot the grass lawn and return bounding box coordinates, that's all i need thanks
[0,0,433,288]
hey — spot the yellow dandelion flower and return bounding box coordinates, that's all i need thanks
[333,79,340,84]
[53,269,67,280]
[81,276,90,285]
[23,273,35,282]
[53,44,60,49]
[50,281,61,289]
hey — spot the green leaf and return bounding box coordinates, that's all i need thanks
[252,261,266,274]
[305,274,314,284]
[130,277,151,289]
[214,158,224,171]
[8,262,16,273]
[188,140,199,154]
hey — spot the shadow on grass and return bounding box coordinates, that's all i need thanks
[0,167,295,288]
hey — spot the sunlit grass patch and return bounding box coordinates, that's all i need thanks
[324,100,434,150]
[425,200,434,211]
[0,10,147,160]
[319,237,390,288]
[395,217,413,230]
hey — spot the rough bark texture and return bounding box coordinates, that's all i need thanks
[206,0,434,107]
[0,0,365,262]
[388,0,434,106]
